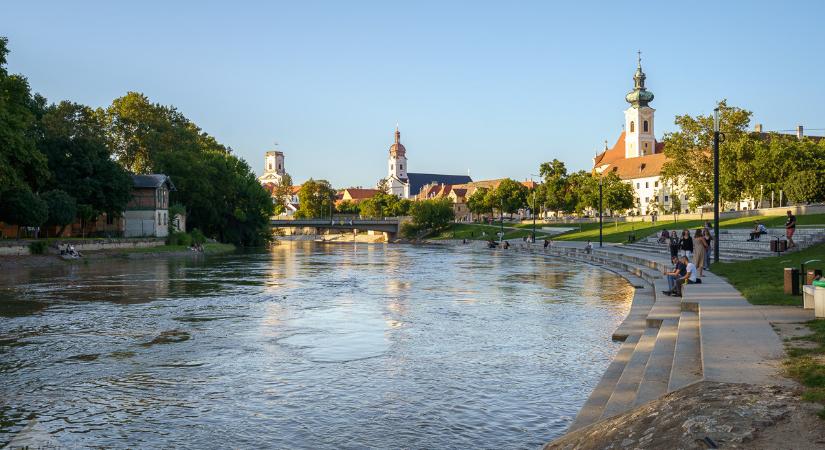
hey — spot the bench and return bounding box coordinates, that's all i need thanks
[803,285,825,318]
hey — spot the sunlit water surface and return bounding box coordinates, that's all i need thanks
[0,242,632,449]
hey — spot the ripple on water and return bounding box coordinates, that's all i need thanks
[0,244,632,449]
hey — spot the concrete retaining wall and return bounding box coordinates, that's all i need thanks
[0,238,165,256]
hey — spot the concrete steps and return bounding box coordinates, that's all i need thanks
[634,318,678,406]
[668,310,702,392]
[601,327,659,419]
[567,334,641,432]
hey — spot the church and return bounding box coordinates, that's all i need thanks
[383,126,472,198]
[257,150,289,186]
[592,56,683,215]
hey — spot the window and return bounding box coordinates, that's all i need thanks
[645,182,649,188]
[278,164,282,170]
[269,163,273,170]
[630,121,635,132]
[106,214,114,225]
[643,120,649,132]
[645,197,649,203]
[664,195,669,202]
[157,212,162,226]
[636,182,640,189]
[654,181,659,188]
[684,195,689,200]
[400,164,403,170]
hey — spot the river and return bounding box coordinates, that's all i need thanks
[0,242,632,449]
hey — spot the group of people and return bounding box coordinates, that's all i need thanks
[661,222,713,277]
[59,244,83,258]
[662,254,700,297]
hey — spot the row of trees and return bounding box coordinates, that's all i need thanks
[0,37,273,245]
[661,100,825,209]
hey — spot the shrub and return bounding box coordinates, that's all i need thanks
[29,241,48,255]
[167,231,192,247]
[190,228,206,245]
[400,222,422,239]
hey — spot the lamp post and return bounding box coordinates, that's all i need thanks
[599,175,603,248]
[500,198,504,244]
[713,107,721,263]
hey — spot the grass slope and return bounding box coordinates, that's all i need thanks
[711,242,825,306]
[784,319,825,418]
[549,213,825,243]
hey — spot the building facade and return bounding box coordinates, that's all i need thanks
[124,174,175,238]
[258,150,289,186]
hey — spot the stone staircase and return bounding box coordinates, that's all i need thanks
[551,246,702,431]
[624,227,825,261]
[547,244,791,433]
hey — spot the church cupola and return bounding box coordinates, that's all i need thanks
[387,125,408,180]
[623,52,656,158]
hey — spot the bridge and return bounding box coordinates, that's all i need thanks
[270,218,402,236]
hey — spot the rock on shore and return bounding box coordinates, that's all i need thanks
[546,381,825,450]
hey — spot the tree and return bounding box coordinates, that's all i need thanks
[539,159,570,213]
[38,101,132,218]
[0,187,48,236]
[295,179,335,218]
[336,200,360,215]
[105,92,274,245]
[784,170,825,204]
[467,187,492,219]
[376,177,389,194]
[0,37,49,200]
[494,178,528,217]
[270,173,294,215]
[660,100,754,211]
[41,189,77,236]
[409,198,454,232]
[358,192,411,218]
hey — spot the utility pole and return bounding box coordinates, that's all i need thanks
[500,198,504,244]
[713,107,721,263]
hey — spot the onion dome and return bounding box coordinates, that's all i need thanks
[389,126,406,157]
[625,52,654,108]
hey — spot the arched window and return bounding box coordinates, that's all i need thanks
[630,121,635,132]
[643,120,649,132]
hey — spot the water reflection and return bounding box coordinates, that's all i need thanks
[0,242,631,449]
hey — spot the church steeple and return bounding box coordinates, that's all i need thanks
[625,51,654,108]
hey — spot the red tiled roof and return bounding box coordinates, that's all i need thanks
[342,188,382,201]
[602,152,667,180]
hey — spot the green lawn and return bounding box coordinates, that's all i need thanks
[783,319,825,418]
[431,223,549,241]
[711,242,825,306]
[549,214,825,243]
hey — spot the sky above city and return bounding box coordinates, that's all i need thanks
[3,1,824,187]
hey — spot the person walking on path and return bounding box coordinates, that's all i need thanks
[680,229,694,259]
[692,229,707,276]
[786,210,797,248]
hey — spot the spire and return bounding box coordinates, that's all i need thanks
[394,123,400,144]
[625,51,654,107]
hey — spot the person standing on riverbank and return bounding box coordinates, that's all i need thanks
[786,210,797,248]
[692,229,707,276]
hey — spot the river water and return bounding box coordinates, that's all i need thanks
[0,242,632,449]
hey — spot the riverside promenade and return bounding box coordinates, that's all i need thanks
[499,240,817,446]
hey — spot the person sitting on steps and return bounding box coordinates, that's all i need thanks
[748,222,768,241]
[663,255,686,297]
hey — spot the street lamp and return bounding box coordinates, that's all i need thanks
[713,107,721,263]
[599,175,603,248]
[500,198,504,244]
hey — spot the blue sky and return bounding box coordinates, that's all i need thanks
[3,1,824,187]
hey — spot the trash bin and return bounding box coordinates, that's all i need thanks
[785,268,800,295]
[807,269,823,285]
[771,239,788,253]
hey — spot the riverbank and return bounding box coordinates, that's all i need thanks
[0,242,236,270]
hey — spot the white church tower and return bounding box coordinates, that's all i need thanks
[258,149,288,185]
[388,126,407,180]
[623,52,656,158]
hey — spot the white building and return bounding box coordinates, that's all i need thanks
[592,56,688,216]
[124,174,175,238]
[382,126,472,198]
